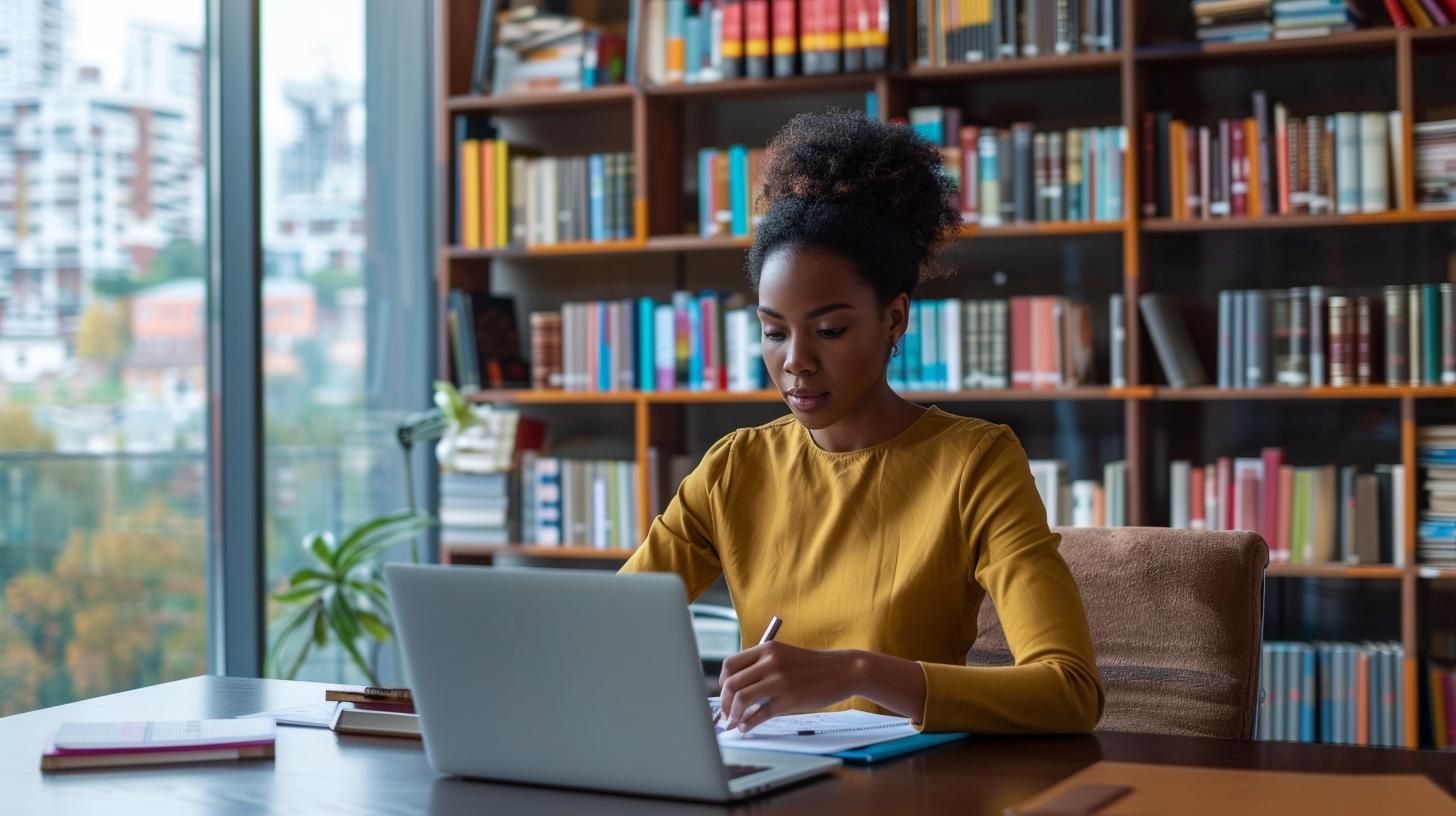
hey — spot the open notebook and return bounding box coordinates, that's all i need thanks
[710,703,921,755]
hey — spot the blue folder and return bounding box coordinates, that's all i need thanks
[830,732,969,765]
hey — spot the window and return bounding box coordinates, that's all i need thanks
[260,0,431,684]
[0,0,207,716]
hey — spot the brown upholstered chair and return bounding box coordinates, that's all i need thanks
[970,527,1269,740]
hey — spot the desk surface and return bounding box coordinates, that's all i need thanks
[3,676,1453,815]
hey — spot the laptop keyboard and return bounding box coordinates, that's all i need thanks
[725,763,771,781]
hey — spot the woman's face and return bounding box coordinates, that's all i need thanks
[756,246,907,431]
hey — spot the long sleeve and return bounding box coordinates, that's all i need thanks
[917,428,1105,734]
[618,432,736,601]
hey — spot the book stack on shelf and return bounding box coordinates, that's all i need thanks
[520,452,642,549]
[886,296,1109,393]
[914,0,1121,65]
[1257,641,1408,747]
[640,0,891,85]
[1168,453,1405,565]
[1416,120,1456,211]
[696,146,765,238]
[910,107,1127,226]
[452,128,637,249]
[1191,0,1273,43]
[1213,284,1456,390]
[1145,98,1404,220]
[472,4,631,96]
[529,293,767,394]
[441,471,515,546]
[1271,0,1367,39]
[1419,426,1456,567]
[1031,459,1129,528]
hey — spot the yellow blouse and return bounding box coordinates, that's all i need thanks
[620,406,1104,733]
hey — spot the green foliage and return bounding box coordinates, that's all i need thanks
[267,510,434,685]
[91,238,203,298]
[308,266,363,309]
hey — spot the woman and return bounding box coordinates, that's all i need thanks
[620,111,1103,735]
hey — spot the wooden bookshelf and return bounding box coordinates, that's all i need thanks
[446,84,636,114]
[435,0,1455,748]
[1141,211,1456,232]
[1266,563,1408,580]
[1133,28,1399,63]
[906,51,1124,79]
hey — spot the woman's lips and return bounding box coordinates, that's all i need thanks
[787,391,828,411]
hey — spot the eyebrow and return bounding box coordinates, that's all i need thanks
[757,303,856,320]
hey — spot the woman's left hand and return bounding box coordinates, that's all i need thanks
[717,641,857,733]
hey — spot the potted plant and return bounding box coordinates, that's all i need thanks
[268,510,434,684]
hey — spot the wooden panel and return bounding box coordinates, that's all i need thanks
[908,52,1123,80]
[1135,28,1397,64]
[447,85,636,114]
[442,544,636,561]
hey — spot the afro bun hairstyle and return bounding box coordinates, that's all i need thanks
[746,111,961,306]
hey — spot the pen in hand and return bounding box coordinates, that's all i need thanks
[714,615,783,731]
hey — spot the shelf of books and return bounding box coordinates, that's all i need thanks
[436,0,1456,748]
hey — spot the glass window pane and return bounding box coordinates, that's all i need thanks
[262,0,423,685]
[0,0,207,715]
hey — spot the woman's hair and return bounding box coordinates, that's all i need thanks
[746,111,961,306]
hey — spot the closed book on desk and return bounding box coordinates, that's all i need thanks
[830,731,968,765]
[41,719,276,771]
[331,704,422,739]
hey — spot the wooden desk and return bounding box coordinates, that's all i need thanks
[3,676,1453,814]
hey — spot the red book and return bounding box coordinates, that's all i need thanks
[1260,448,1283,558]
[822,0,842,72]
[801,0,822,75]
[700,294,719,391]
[1277,465,1294,563]
[1230,123,1248,218]
[1383,0,1412,24]
[1275,107,1291,215]
[959,126,980,223]
[1010,297,1034,390]
[1030,297,1060,390]
[721,0,745,78]
[842,0,864,71]
[1217,457,1234,531]
[770,0,797,76]
[1190,465,1206,529]
[746,0,771,78]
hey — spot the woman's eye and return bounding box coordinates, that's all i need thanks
[762,330,786,342]
[817,328,847,339]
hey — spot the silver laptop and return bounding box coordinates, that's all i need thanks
[385,564,841,802]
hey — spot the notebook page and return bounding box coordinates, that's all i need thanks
[54,719,276,751]
[716,710,919,755]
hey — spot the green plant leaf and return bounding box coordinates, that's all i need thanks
[272,584,324,604]
[327,589,361,643]
[312,606,329,647]
[307,533,335,569]
[335,515,435,575]
[283,609,321,680]
[434,380,473,427]
[268,601,320,680]
[287,567,330,588]
[270,585,324,606]
[333,511,434,570]
[356,610,393,642]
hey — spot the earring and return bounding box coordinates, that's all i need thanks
[889,339,901,358]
